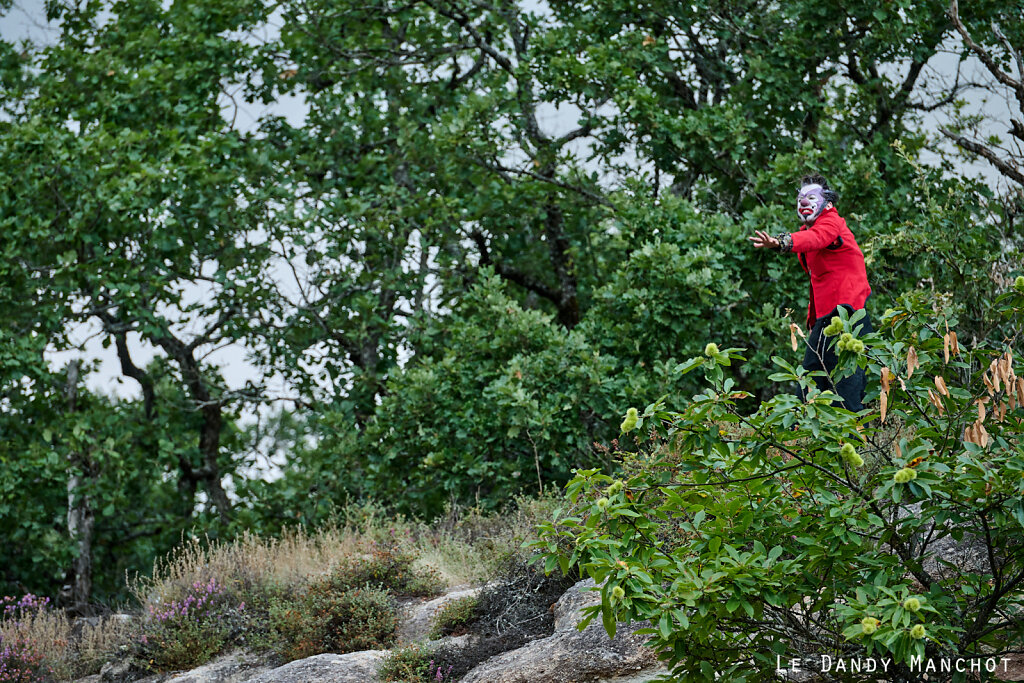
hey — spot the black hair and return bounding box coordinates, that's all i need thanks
[800,173,838,205]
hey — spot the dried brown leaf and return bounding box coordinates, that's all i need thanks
[880,367,892,393]
[934,375,949,397]
[906,347,919,379]
[880,389,888,424]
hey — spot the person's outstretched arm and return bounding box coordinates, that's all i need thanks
[748,230,779,249]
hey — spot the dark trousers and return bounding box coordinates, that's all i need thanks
[801,305,872,411]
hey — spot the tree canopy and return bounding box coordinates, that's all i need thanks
[0,0,1022,606]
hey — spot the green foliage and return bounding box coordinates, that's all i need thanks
[429,595,480,640]
[538,291,1024,680]
[323,545,445,598]
[137,578,239,671]
[268,585,398,662]
[0,637,47,683]
[2,0,1023,604]
[379,644,456,682]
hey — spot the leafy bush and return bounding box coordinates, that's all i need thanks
[137,577,239,671]
[0,594,56,682]
[429,595,479,640]
[379,644,457,682]
[323,544,445,597]
[0,636,46,683]
[538,288,1024,681]
[269,582,398,662]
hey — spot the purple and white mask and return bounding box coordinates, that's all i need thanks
[796,184,827,224]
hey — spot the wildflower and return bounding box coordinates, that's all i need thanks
[910,624,926,639]
[894,467,917,484]
[620,407,639,433]
[861,617,879,635]
[611,586,626,600]
[704,342,719,357]
[903,598,921,612]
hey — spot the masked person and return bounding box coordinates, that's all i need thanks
[748,174,872,411]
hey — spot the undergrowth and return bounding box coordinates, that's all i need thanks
[0,494,561,681]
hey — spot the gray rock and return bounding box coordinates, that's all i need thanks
[596,669,670,683]
[459,580,660,683]
[100,657,150,683]
[397,585,482,645]
[552,578,602,632]
[240,651,387,683]
[164,650,271,683]
[897,503,990,578]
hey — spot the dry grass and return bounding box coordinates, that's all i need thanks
[131,496,561,609]
[2,495,562,681]
[131,525,367,606]
[0,609,132,680]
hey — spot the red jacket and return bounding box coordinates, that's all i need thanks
[788,207,871,328]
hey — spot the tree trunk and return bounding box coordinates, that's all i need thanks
[64,360,94,614]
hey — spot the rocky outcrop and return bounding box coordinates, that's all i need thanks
[95,650,272,683]
[78,580,668,683]
[164,651,272,683]
[240,651,387,683]
[458,579,666,683]
[397,585,483,645]
[898,502,990,578]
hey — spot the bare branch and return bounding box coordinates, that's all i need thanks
[939,126,1024,186]
[948,0,1024,112]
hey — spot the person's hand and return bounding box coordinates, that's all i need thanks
[748,230,780,249]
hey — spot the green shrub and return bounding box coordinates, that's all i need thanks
[429,595,479,640]
[269,582,398,662]
[0,635,47,682]
[379,644,457,682]
[137,577,239,671]
[323,544,444,597]
[538,291,1024,681]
